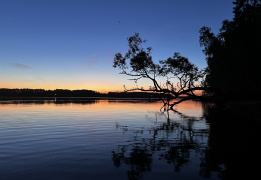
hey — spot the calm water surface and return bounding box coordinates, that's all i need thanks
[0,99,260,179]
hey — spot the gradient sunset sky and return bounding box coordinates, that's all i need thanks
[0,0,234,93]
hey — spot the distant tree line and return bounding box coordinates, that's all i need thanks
[0,88,164,99]
[0,88,101,97]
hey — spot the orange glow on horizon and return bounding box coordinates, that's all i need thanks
[0,83,124,94]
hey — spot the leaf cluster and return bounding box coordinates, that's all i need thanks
[113,33,154,73]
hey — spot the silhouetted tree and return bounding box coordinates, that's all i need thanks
[199,0,261,99]
[113,33,207,108]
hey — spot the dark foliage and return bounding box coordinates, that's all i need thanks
[199,0,261,99]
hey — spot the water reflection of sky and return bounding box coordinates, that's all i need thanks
[0,100,217,180]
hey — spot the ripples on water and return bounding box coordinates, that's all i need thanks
[0,99,260,179]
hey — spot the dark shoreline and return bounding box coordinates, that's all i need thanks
[0,96,160,100]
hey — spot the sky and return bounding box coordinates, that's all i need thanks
[0,0,234,93]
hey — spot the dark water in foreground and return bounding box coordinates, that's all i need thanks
[0,99,260,180]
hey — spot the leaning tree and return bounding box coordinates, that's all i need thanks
[113,33,208,109]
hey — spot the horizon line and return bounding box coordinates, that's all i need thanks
[0,88,159,94]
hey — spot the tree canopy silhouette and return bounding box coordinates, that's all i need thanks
[199,0,261,99]
[113,33,207,108]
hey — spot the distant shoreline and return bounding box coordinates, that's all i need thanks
[0,96,161,101]
[0,88,168,99]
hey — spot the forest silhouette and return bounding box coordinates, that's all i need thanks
[199,0,261,100]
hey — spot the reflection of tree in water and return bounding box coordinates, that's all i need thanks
[202,102,261,179]
[112,108,209,180]
[112,143,152,180]
[113,101,261,179]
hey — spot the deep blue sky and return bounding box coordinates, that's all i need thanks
[0,0,234,92]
